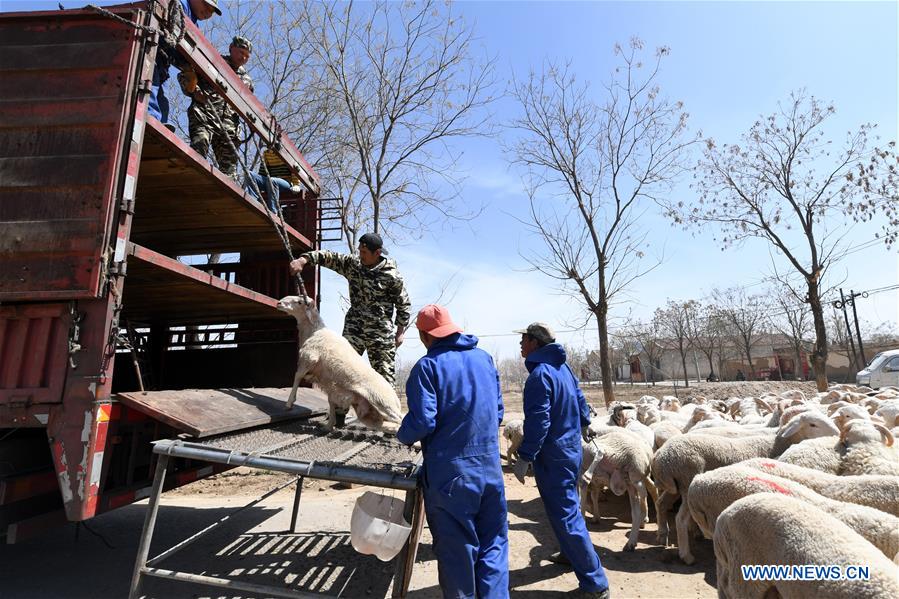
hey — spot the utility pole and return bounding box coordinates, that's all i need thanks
[848,289,867,366]
[836,289,859,372]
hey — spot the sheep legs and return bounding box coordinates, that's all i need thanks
[675,496,696,565]
[624,481,647,551]
[655,490,678,546]
[286,353,314,409]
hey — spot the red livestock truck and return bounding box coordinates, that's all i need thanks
[0,1,335,542]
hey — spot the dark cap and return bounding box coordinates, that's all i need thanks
[514,322,555,344]
[358,232,388,255]
[231,36,252,53]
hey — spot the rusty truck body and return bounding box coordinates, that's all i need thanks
[0,1,329,542]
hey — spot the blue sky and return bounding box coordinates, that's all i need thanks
[8,0,896,367]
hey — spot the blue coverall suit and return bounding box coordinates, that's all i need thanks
[397,333,509,599]
[517,343,609,593]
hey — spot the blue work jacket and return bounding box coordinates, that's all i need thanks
[517,343,592,462]
[397,333,503,461]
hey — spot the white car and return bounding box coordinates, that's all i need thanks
[856,349,899,389]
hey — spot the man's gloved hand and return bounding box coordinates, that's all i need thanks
[513,459,532,484]
[581,425,596,443]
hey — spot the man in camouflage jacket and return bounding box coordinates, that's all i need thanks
[289,233,411,390]
[178,36,254,180]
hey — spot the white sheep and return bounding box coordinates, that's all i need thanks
[582,429,658,551]
[607,402,654,449]
[277,295,403,431]
[839,418,899,476]
[739,458,899,517]
[651,411,839,564]
[650,420,683,450]
[777,436,846,473]
[502,419,524,464]
[875,401,899,427]
[659,396,682,412]
[714,494,899,599]
[688,464,899,561]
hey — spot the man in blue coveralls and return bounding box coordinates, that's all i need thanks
[147,0,221,124]
[396,304,509,598]
[512,322,611,599]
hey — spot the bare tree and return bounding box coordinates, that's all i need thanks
[632,319,666,386]
[767,281,814,381]
[311,0,495,248]
[611,329,640,384]
[508,39,695,405]
[667,91,897,391]
[712,287,769,380]
[847,141,899,247]
[655,300,698,387]
[689,303,725,381]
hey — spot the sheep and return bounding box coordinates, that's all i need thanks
[831,404,883,432]
[650,420,683,450]
[502,419,524,465]
[277,295,403,431]
[714,494,899,599]
[839,419,899,476]
[778,389,807,402]
[581,429,658,551]
[687,464,899,561]
[607,402,654,449]
[740,458,899,517]
[660,396,682,412]
[875,401,899,427]
[778,436,846,473]
[651,411,839,565]
[636,394,660,406]
[729,396,775,425]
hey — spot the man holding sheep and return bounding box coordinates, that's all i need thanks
[289,232,410,391]
[513,322,610,599]
[396,304,509,598]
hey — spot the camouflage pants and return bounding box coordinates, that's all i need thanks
[343,320,396,386]
[188,102,240,180]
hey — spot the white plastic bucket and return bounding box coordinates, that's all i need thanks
[350,491,412,561]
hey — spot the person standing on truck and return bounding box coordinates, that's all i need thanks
[396,304,509,599]
[147,0,221,125]
[288,233,411,389]
[178,36,255,180]
[512,322,611,599]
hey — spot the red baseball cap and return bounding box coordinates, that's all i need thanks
[416,304,463,337]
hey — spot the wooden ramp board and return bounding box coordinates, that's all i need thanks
[115,387,328,438]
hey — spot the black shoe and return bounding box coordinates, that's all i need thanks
[573,589,610,599]
[334,410,347,427]
[546,551,571,565]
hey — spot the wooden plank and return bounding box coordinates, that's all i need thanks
[115,388,329,438]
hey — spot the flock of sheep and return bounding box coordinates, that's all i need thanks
[503,385,899,598]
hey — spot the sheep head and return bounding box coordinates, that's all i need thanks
[778,411,839,441]
[277,295,325,331]
[831,404,873,433]
[840,419,895,447]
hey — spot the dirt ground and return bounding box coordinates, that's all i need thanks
[0,382,812,598]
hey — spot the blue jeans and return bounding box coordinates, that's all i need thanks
[244,172,292,212]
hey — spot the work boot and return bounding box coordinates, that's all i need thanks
[573,589,610,599]
[546,551,571,566]
[335,410,347,428]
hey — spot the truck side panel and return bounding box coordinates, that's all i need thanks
[0,11,142,300]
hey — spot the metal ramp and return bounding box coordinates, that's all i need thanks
[129,421,424,599]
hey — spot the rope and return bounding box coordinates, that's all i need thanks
[85,0,185,47]
[204,105,309,302]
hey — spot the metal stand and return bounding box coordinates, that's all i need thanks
[129,436,422,599]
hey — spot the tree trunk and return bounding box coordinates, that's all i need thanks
[706,352,716,379]
[596,302,615,406]
[807,276,829,391]
[680,350,690,387]
[794,346,804,381]
[743,341,753,380]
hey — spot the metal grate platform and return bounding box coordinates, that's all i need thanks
[188,420,420,477]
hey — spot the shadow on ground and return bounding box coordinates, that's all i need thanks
[0,502,397,599]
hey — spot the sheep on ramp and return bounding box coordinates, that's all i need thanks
[277,295,403,431]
